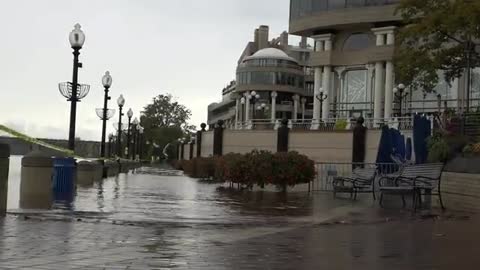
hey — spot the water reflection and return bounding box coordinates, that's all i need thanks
[7,159,337,224]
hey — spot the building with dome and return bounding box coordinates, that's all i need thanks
[207,26,314,129]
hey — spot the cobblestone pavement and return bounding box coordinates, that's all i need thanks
[1,205,480,269]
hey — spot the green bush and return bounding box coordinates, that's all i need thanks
[334,119,348,130]
[179,151,316,191]
[427,134,450,163]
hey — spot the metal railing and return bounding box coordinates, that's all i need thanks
[314,162,403,192]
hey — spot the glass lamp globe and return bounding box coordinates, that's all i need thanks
[132,117,139,125]
[240,97,245,104]
[117,95,125,107]
[393,87,398,94]
[102,71,112,88]
[251,91,257,97]
[127,108,133,118]
[69,23,86,49]
[398,83,406,90]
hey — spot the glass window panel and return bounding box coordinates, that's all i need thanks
[346,0,366,8]
[312,0,328,12]
[343,33,372,50]
[328,0,346,10]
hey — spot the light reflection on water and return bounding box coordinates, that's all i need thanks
[7,155,321,224]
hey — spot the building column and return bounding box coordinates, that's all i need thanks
[301,97,307,121]
[365,64,376,118]
[312,67,322,129]
[293,94,300,121]
[245,92,250,122]
[234,98,240,129]
[334,67,346,118]
[271,91,277,123]
[374,62,385,122]
[322,66,332,121]
[384,62,394,119]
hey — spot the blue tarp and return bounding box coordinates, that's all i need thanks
[413,114,431,164]
[406,137,413,161]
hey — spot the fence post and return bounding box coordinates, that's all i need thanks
[189,141,194,160]
[0,144,10,215]
[277,119,289,152]
[196,123,206,158]
[213,120,224,156]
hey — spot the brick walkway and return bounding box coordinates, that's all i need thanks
[1,204,480,269]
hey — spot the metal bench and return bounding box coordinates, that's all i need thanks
[378,163,445,210]
[333,167,377,200]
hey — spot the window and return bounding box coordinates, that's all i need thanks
[343,33,372,51]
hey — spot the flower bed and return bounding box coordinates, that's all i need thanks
[182,151,315,191]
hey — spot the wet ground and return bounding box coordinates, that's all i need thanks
[2,157,480,269]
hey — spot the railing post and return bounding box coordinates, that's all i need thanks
[277,119,289,153]
[0,144,10,215]
[196,123,206,158]
[213,120,224,156]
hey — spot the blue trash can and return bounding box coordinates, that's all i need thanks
[52,157,76,202]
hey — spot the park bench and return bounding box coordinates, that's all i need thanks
[333,167,377,200]
[378,163,445,210]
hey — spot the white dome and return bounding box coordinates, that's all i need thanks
[244,48,298,63]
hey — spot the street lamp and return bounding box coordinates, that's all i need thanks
[108,133,114,158]
[138,125,144,160]
[250,91,260,119]
[393,84,409,117]
[240,97,246,123]
[126,108,134,158]
[256,103,269,119]
[95,71,115,158]
[131,117,139,160]
[316,88,328,122]
[59,23,89,151]
[116,95,126,157]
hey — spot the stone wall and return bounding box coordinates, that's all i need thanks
[289,131,353,163]
[201,131,214,157]
[0,137,101,158]
[223,130,277,155]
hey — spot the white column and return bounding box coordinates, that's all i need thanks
[245,93,251,122]
[271,91,277,123]
[366,64,376,117]
[235,98,240,129]
[301,97,306,121]
[384,61,394,119]
[293,94,300,120]
[334,67,346,118]
[322,66,332,120]
[374,62,384,122]
[312,67,322,129]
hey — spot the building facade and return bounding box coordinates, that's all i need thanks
[208,1,480,130]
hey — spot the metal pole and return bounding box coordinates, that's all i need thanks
[100,87,110,157]
[0,144,9,216]
[68,48,80,150]
[126,117,132,159]
[132,126,137,160]
[466,40,472,113]
[399,95,403,117]
[117,106,123,157]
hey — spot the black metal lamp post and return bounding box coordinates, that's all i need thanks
[138,125,144,160]
[240,97,246,123]
[95,71,115,158]
[256,103,269,119]
[131,118,139,160]
[116,95,126,157]
[59,23,89,151]
[316,88,327,122]
[126,108,134,158]
[108,133,114,158]
[250,91,260,120]
[393,84,409,117]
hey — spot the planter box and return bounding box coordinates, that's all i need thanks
[445,156,480,174]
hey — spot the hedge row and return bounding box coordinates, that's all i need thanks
[180,151,315,191]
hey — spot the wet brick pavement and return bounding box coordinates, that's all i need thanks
[1,206,480,269]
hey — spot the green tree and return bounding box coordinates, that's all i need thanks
[395,0,480,94]
[140,94,195,159]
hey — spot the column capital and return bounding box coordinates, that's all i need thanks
[293,94,300,101]
[366,64,376,72]
[271,91,278,98]
[334,66,347,78]
[301,97,307,104]
[371,26,397,35]
[312,33,334,41]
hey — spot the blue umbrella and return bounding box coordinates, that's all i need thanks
[376,126,395,173]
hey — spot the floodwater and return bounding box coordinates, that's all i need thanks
[6,156,344,225]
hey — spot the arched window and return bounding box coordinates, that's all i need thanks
[343,33,372,51]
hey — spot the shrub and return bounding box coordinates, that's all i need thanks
[427,134,450,163]
[334,119,348,130]
[272,151,315,191]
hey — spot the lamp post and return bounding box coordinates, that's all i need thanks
[138,125,144,160]
[250,91,260,120]
[126,109,133,158]
[59,23,89,150]
[316,88,328,122]
[240,97,246,124]
[131,118,139,160]
[393,84,409,117]
[108,133,114,158]
[116,95,125,157]
[256,103,269,119]
[95,71,115,158]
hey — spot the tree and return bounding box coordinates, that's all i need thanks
[394,0,480,106]
[140,94,196,159]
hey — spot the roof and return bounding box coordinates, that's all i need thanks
[244,48,298,63]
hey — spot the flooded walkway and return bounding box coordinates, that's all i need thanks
[2,156,480,269]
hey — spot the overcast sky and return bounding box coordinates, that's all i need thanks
[0,0,291,141]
